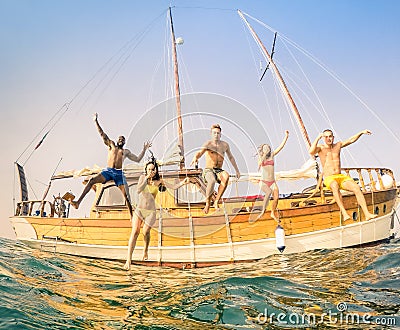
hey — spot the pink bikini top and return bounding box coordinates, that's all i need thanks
[261,159,274,166]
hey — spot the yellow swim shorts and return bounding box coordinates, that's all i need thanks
[324,173,354,190]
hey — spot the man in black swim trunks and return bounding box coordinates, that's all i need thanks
[190,124,240,214]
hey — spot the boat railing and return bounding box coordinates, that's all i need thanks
[15,200,55,217]
[297,167,396,206]
[342,167,396,192]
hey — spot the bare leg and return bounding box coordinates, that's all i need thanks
[118,184,133,217]
[329,181,351,221]
[342,181,377,220]
[270,186,279,220]
[71,174,106,209]
[142,226,151,261]
[142,212,156,261]
[256,183,272,220]
[214,171,229,210]
[124,212,142,270]
[204,172,216,214]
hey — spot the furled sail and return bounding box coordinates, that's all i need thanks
[245,159,318,183]
[124,144,183,174]
[52,165,103,180]
[52,145,183,179]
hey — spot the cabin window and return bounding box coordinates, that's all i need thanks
[352,212,358,221]
[97,185,126,207]
[374,206,379,215]
[176,183,206,204]
[383,204,387,213]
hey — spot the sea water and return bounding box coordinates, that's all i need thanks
[0,237,399,329]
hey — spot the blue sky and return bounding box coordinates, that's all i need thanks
[1,0,400,238]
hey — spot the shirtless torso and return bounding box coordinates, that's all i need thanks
[309,129,376,221]
[316,142,342,176]
[190,125,240,213]
[202,139,230,169]
[71,113,151,215]
[106,141,142,169]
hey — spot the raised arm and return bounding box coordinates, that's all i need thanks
[341,129,371,148]
[136,174,148,195]
[124,141,152,162]
[226,144,240,179]
[273,130,289,156]
[309,132,323,156]
[93,113,112,147]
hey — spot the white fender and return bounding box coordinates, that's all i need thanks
[275,224,285,253]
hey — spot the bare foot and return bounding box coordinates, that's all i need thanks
[70,201,79,209]
[203,204,210,214]
[270,210,278,221]
[365,213,378,220]
[254,209,265,221]
[123,260,131,270]
[142,252,148,261]
[213,200,220,211]
[342,214,351,221]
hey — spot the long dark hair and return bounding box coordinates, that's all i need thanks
[258,144,272,159]
[145,161,160,181]
[145,151,166,191]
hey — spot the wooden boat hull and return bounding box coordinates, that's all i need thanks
[10,188,397,268]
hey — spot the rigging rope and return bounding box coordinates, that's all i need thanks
[242,11,400,147]
[15,9,168,167]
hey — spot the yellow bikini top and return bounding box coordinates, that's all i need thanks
[144,183,159,198]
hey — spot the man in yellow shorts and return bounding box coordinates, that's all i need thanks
[309,129,377,221]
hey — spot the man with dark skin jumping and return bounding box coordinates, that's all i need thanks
[71,113,151,216]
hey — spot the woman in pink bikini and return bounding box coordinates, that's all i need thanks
[257,130,289,220]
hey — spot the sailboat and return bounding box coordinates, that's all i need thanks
[10,8,399,268]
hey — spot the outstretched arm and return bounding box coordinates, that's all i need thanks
[273,130,289,156]
[309,132,323,156]
[341,129,371,148]
[124,141,152,162]
[93,113,112,147]
[161,177,190,190]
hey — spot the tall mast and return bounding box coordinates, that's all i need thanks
[169,7,185,169]
[238,10,311,148]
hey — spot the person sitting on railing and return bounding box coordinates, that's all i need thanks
[309,129,377,221]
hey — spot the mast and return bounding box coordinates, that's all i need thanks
[169,7,185,169]
[238,10,311,148]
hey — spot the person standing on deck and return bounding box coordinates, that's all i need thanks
[70,113,151,216]
[309,128,377,221]
[190,124,241,214]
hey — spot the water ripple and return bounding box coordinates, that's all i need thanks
[0,237,399,329]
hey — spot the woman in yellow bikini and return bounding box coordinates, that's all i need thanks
[256,130,289,221]
[124,159,189,270]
